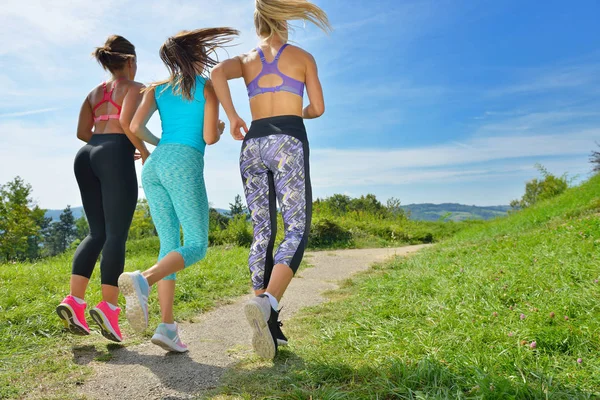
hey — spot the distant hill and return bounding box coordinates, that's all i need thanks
[45,205,508,223]
[401,203,510,222]
[45,206,229,221]
[45,206,84,221]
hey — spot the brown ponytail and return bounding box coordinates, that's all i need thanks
[93,35,136,73]
[157,27,239,101]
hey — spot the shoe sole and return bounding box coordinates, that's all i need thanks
[118,274,148,333]
[244,302,276,359]
[56,304,89,336]
[277,339,288,346]
[89,308,122,343]
[151,333,188,353]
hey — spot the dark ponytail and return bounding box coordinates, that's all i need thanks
[157,28,239,100]
[93,35,136,73]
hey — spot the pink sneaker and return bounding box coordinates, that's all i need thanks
[56,295,90,335]
[89,301,123,342]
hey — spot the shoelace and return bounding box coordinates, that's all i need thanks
[277,306,284,328]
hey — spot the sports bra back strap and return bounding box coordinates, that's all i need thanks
[256,47,267,63]
[110,78,124,93]
[274,43,289,61]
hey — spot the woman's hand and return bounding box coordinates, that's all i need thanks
[218,120,225,136]
[141,149,150,165]
[229,114,248,141]
[134,150,151,164]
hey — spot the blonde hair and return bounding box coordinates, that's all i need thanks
[254,0,332,40]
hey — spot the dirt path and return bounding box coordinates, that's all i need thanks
[78,245,428,400]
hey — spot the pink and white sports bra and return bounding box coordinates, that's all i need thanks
[92,79,124,123]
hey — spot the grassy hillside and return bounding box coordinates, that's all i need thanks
[216,174,600,398]
[403,203,510,221]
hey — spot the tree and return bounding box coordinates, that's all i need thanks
[591,142,600,173]
[26,206,51,260]
[229,194,248,217]
[511,164,569,210]
[386,197,405,219]
[209,208,229,232]
[129,199,156,240]
[45,206,77,255]
[349,194,387,216]
[0,177,44,262]
[75,215,90,241]
[326,194,352,215]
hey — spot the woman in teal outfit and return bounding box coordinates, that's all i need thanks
[118,28,238,352]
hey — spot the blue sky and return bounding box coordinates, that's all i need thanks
[0,0,598,209]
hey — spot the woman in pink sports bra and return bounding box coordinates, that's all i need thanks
[56,35,148,343]
[211,0,330,359]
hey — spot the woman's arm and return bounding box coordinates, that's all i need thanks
[210,57,248,140]
[302,54,325,119]
[76,97,94,143]
[120,82,150,161]
[130,87,161,146]
[203,81,225,145]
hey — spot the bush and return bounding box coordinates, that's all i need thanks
[309,218,354,249]
[210,215,252,247]
[511,164,569,210]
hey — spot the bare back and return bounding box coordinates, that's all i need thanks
[87,80,137,134]
[240,44,311,120]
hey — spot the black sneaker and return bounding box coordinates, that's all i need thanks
[274,313,288,346]
[244,294,279,359]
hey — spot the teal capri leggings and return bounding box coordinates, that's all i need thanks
[142,144,209,280]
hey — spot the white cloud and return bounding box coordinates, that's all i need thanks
[0,108,61,118]
[0,0,113,54]
[488,63,600,96]
[309,129,596,189]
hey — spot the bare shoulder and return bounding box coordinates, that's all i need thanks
[87,83,103,100]
[238,50,256,64]
[287,45,316,64]
[143,85,157,96]
[124,80,145,92]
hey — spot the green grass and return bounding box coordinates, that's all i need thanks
[214,174,600,399]
[0,240,250,399]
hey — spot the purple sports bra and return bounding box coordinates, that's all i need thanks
[246,44,305,99]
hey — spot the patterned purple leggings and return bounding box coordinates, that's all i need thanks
[240,116,312,290]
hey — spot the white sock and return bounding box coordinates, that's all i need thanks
[264,292,279,310]
[106,302,119,311]
[164,323,177,330]
[72,296,85,305]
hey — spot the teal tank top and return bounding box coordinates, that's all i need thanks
[155,75,207,154]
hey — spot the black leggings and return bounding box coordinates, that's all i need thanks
[72,134,138,287]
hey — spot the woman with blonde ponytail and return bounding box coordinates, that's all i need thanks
[118,28,238,352]
[212,0,331,359]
